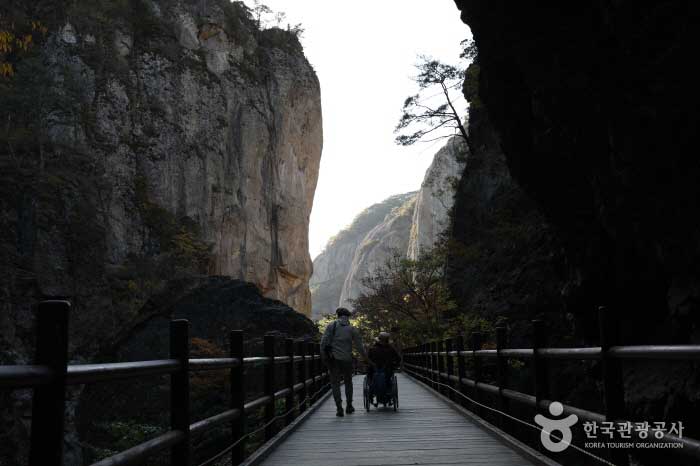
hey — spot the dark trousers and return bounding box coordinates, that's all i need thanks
[328,359,354,407]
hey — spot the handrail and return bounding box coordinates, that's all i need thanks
[190,409,241,437]
[608,345,700,360]
[402,310,700,465]
[405,344,700,361]
[5,342,695,390]
[189,358,241,371]
[90,430,185,466]
[1,300,330,466]
[0,364,52,388]
[243,356,273,366]
[66,360,180,385]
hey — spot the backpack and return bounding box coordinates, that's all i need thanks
[323,321,338,361]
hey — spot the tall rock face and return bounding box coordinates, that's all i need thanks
[310,193,415,318]
[339,194,417,308]
[453,0,699,344]
[452,3,700,462]
[446,105,568,346]
[310,136,468,316]
[407,137,467,260]
[1,0,321,363]
[1,3,321,463]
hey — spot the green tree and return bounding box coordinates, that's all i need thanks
[350,245,457,345]
[395,39,477,150]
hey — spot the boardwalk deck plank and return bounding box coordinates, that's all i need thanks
[257,374,535,466]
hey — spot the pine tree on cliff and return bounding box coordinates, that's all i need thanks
[395,39,477,152]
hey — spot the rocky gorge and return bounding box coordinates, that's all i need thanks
[310,136,467,318]
[0,1,321,464]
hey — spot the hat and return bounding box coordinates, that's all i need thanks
[378,332,390,342]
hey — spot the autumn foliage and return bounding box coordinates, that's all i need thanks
[0,17,47,77]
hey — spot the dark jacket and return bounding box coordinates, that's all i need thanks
[368,341,401,370]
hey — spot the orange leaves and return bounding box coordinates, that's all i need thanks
[0,30,13,53]
[0,19,46,78]
[31,20,48,36]
[0,62,13,77]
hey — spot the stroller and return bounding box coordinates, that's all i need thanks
[363,367,398,411]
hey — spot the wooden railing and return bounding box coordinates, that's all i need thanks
[402,307,700,466]
[0,300,330,466]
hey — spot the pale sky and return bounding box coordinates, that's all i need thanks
[250,0,471,259]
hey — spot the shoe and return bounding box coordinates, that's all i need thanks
[346,403,355,414]
[336,407,344,417]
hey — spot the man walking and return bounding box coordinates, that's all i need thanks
[321,307,367,416]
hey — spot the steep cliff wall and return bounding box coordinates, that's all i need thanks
[310,193,415,318]
[446,104,568,346]
[0,3,321,462]
[339,194,417,308]
[453,0,699,344]
[1,0,321,366]
[407,136,467,261]
[312,137,468,315]
[451,2,700,462]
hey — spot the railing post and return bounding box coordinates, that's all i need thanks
[430,341,438,390]
[532,320,548,452]
[317,343,325,393]
[599,306,630,466]
[420,343,426,380]
[298,341,307,413]
[471,332,482,417]
[264,334,275,441]
[456,335,466,408]
[532,320,548,413]
[230,330,245,465]
[445,338,454,401]
[496,326,509,431]
[318,343,324,395]
[285,338,295,425]
[308,342,317,403]
[29,300,70,466]
[170,319,191,466]
[425,342,431,384]
[437,340,445,396]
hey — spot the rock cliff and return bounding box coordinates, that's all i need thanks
[1,0,321,364]
[453,0,699,344]
[0,2,321,463]
[407,137,467,261]
[446,103,568,346]
[339,194,417,308]
[311,137,467,315]
[310,193,415,318]
[451,2,700,462]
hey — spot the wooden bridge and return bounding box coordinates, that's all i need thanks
[2,301,700,466]
[251,374,545,466]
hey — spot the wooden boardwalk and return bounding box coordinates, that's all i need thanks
[257,374,535,466]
